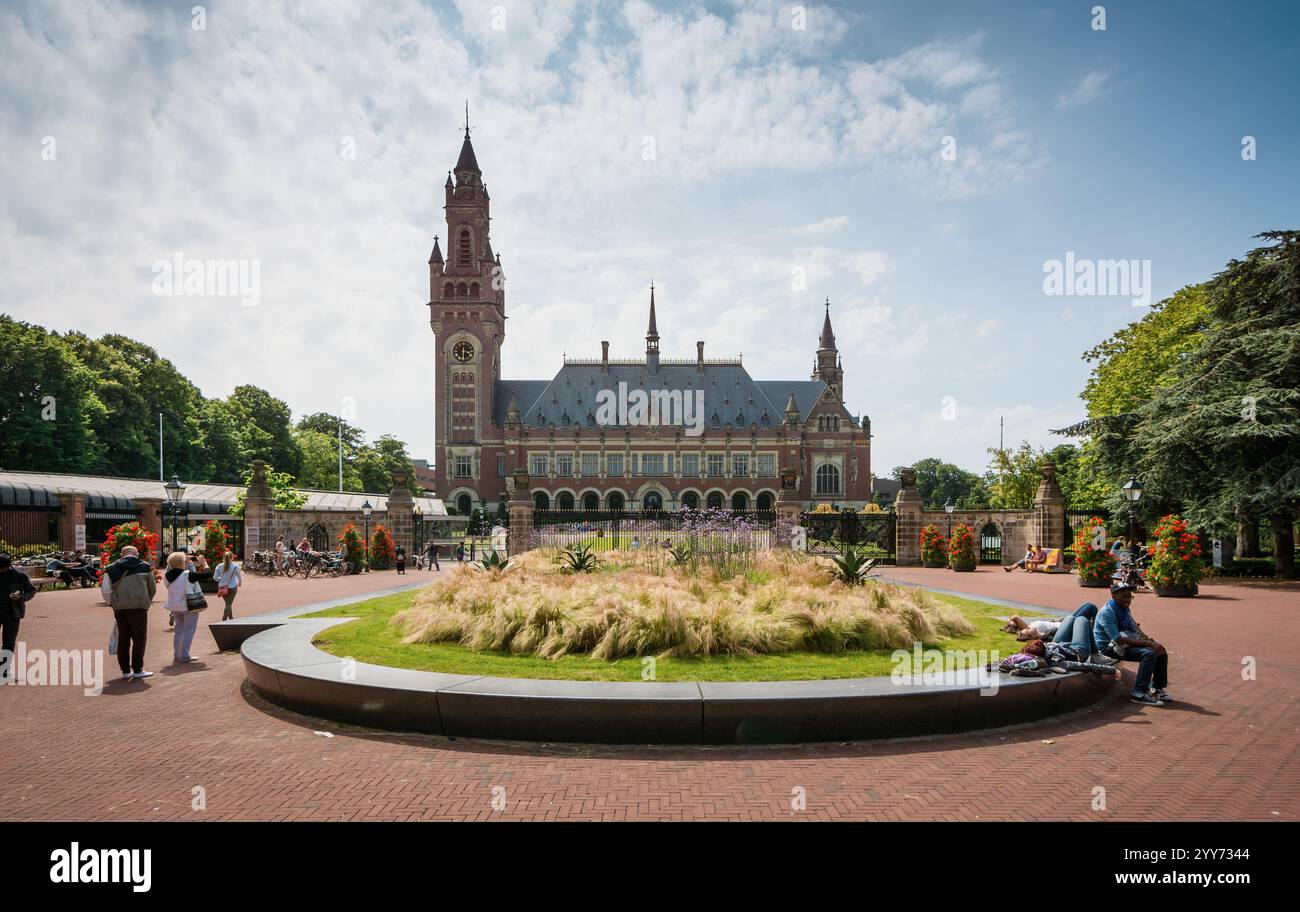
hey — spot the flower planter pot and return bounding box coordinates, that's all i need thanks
[1154,584,1198,598]
[951,564,976,573]
[922,559,946,569]
[1078,578,1111,588]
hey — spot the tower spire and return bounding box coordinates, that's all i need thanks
[819,297,837,350]
[645,281,660,374]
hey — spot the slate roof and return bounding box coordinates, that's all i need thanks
[493,364,834,430]
[455,134,480,173]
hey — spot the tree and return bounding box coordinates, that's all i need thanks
[1081,285,1212,419]
[891,458,989,509]
[226,385,302,478]
[296,413,365,454]
[196,399,248,483]
[355,434,419,495]
[1126,231,1300,577]
[0,317,101,473]
[983,443,1043,509]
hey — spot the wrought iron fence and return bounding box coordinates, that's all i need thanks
[530,508,778,552]
[800,510,897,562]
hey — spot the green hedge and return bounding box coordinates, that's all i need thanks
[1211,557,1275,578]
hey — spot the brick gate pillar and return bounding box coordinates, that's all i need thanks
[56,492,87,553]
[507,469,532,555]
[385,471,415,559]
[134,497,164,565]
[243,459,274,557]
[1033,460,1066,553]
[893,467,923,565]
[775,466,801,548]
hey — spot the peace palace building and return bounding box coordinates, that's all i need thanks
[428,129,873,516]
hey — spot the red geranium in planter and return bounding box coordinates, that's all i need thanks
[920,524,948,568]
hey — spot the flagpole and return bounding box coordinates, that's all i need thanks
[338,418,343,493]
[159,412,164,481]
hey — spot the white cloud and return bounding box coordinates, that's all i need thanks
[1056,70,1113,109]
[852,251,893,287]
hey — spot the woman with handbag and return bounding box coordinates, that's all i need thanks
[164,551,206,664]
[213,551,242,620]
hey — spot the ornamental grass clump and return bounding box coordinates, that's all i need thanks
[392,549,973,660]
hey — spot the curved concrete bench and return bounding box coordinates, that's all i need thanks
[222,588,1119,745]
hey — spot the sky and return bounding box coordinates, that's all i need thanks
[2,0,1298,479]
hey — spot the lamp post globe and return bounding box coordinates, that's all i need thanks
[944,499,955,536]
[1121,477,1143,547]
[164,475,185,558]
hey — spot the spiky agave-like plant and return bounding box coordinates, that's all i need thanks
[556,542,601,574]
[826,546,876,586]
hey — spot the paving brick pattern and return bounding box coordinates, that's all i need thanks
[2,565,1297,821]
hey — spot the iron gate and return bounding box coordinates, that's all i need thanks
[801,510,896,563]
[979,522,1002,564]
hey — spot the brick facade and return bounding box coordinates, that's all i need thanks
[427,129,873,515]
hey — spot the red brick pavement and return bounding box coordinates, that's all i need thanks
[2,565,1297,821]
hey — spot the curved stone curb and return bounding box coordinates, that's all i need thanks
[227,586,1119,745]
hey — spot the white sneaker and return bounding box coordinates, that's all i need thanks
[122,673,134,681]
[1089,653,1118,666]
[134,670,154,679]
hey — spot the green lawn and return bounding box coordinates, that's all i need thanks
[301,587,1044,682]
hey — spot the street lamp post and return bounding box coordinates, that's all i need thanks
[413,504,423,567]
[361,499,373,574]
[1122,476,1143,547]
[944,498,955,537]
[164,474,185,563]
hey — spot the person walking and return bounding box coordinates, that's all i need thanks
[395,544,406,575]
[0,552,36,682]
[213,551,243,620]
[455,542,465,563]
[105,545,157,680]
[164,552,205,664]
[425,541,440,571]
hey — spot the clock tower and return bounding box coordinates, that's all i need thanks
[428,111,506,496]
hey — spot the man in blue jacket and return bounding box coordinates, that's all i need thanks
[1094,581,1171,706]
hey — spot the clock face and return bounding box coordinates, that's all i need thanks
[452,340,474,363]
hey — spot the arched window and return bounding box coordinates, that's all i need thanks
[643,491,663,511]
[470,282,480,298]
[815,464,840,495]
[456,493,472,516]
[756,491,773,511]
[457,282,468,297]
[607,491,625,511]
[706,491,723,509]
[582,491,600,511]
[444,282,454,298]
[557,491,575,510]
[533,491,550,510]
[731,491,749,511]
[681,491,700,510]
[458,229,472,266]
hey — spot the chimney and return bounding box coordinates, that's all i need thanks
[696,341,705,373]
[601,341,609,373]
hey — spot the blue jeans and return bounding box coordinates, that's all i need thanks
[1053,602,1098,655]
[1110,645,1168,694]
